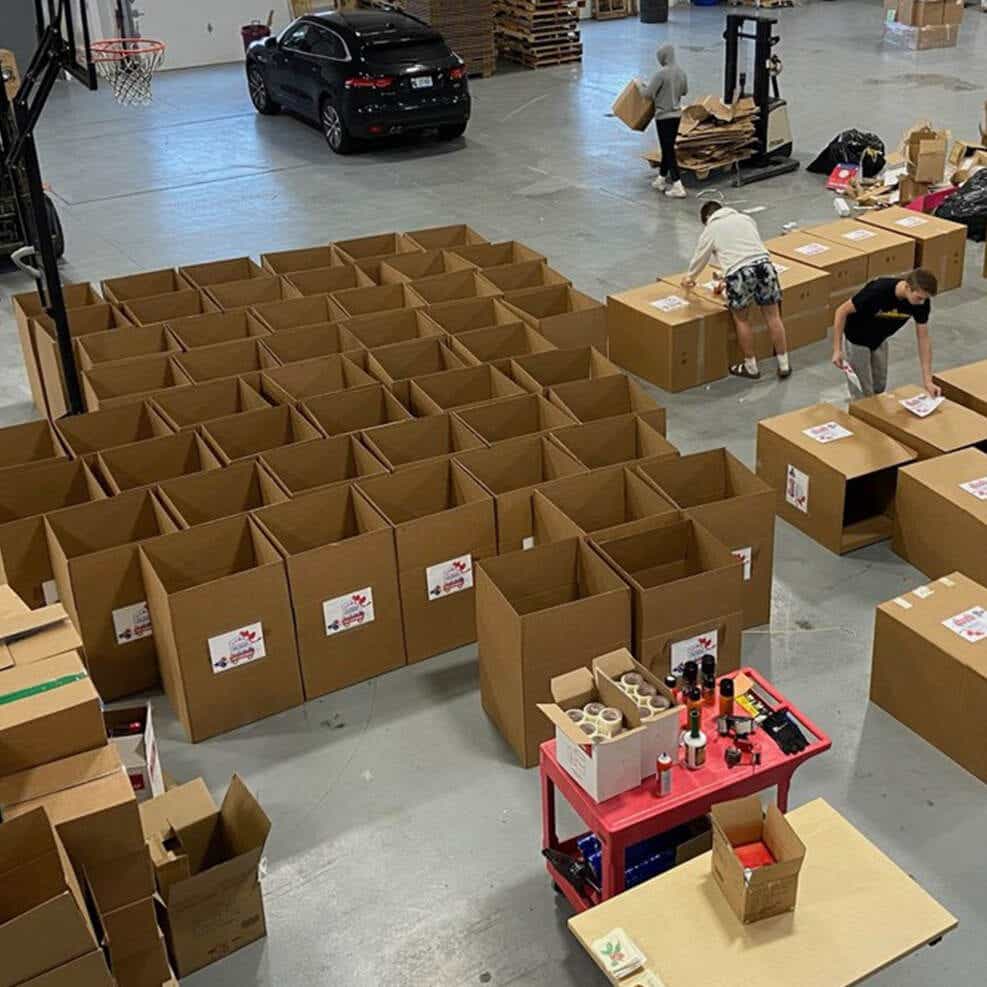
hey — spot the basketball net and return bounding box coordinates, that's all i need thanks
[90,39,166,106]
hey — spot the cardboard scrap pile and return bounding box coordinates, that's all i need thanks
[646,97,759,176]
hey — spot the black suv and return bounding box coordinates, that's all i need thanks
[246,9,471,154]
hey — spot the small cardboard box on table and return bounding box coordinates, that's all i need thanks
[756,403,916,555]
[808,219,917,281]
[612,79,655,131]
[766,230,870,314]
[933,359,987,417]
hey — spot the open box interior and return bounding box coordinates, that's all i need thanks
[550,374,664,428]
[260,322,362,365]
[260,435,386,493]
[378,249,470,282]
[455,393,574,443]
[149,377,270,431]
[84,353,189,405]
[409,270,500,305]
[157,461,287,526]
[252,295,339,332]
[552,415,677,469]
[0,459,101,524]
[102,268,189,303]
[207,276,289,311]
[481,261,570,293]
[457,434,584,494]
[167,310,271,349]
[410,365,522,413]
[261,244,339,275]
[512,347,619,390]
[176,338,276,382]
[404,224,487,250]
[46,489,173,558]
[841,469,900,551]
[202,405,321,462]
[331,282,424,318]
[357,460,486,525]
[98,432,221,493]
[55,401,172,457]
[334,233,419,262]
[447,240,545,269]
[262,355,374,402]
[301,385,412,436]
[339,308,443,349]
[76,324,178,370]
[423,296,520,335]
[123,288,217,326]
[179,256,264,288]
[451,322,553,367]
[285,264,375,296]
[0,420,65,469]
[363,414,484,468]
[368,337,464,383]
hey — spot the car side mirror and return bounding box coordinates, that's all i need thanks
[264,36,277,48]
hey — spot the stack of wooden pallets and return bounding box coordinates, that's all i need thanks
[401,0,497,78]
[594,0,631,18]
[495,0,584,69]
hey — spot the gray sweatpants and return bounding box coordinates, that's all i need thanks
[845,338,888,399]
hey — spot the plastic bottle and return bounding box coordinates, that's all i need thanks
[684,708,707,770]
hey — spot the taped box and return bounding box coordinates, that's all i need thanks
[808,219,916,281]
[933,359,987,418]
[612,79,655,131]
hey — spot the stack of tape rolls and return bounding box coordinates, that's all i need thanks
[620,671,673,721]
[569,700,625,743]
[596,707,623,739]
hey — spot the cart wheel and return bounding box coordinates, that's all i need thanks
[44,195,64,260]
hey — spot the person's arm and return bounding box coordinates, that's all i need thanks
[684,226,715,283]
[831,299,855,367]
[915,322,940,396]
[639,70,661,101]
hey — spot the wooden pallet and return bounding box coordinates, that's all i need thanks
[495,0,583,68]
[594,0,630,17]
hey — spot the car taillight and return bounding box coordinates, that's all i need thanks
[345,76,394,90]
[449,66,466,81]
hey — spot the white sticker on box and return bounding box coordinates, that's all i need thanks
[112,601,153,645]
[670,629,718,676]
[701,279,720,293]
[732,547,752,581]
[42,579,59,605]
[795,242,829,257]
[426,554,473,600]
[895,215,928,228]
[323,587,374,637]
[900,393,944,418]
[942,607,987,643]
[959,476,987,501]
[843,228,877,241]
[522,536,535,551]
[649,295,688,313]
[208,621,266,673]
[773,263,790,274]
[786,465,809,514]
[803,421,853,444]
[893,597,912,609]
[913,585,934,599]
[940,576,956,587]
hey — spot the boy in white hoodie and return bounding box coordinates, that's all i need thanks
[683,201,791,380]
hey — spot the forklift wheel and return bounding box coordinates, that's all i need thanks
[45,194,64,260]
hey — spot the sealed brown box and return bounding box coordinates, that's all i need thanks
[366,338,465,402]
[148,376,271,432]
[766,231,870,313]
[55,401,174,460]
[710,797,805,925]
[45,490,179,700]
[404,224,488,251]
[363,413,484,470]
[200,404,324,464]
[476,538,631,767]
[178,256,264,289]
[809,219,917,281]
[858,208,966,292]
[409,364,524,415]
[333,232,421,264]
[138,775,270,976]
[255,486,406,697]
[101,270,191,305]
[410,270,503,306]
[479,260,571,294]
[82,354,192,412]
[206,276,293,312]
[339,308,445,349]
[139,516,304,742]
[893,447,987,583]
[301,384,413,436]
[0,807,100,987]
[166,309,271,349]
[551,414,678,470]
[448,322,555,372]
[756,402,916,555]
[261,434,387,493]
[284,263,375,297]
[933,359,987,417]
[455,435,587,554]
[752,255,831,357]
[356,460,496,664]
[426,295,525,336]
[502,285,608,353]
[0,585,82,670]
[0,419,66,472]
[511,346,623,393]
[612,78,655,131]
[96,431,223,494]
[260,322,362,365]
[156,460,288,527]
[0,460,104,609]
[252,295,340,332]
[594,514,744,678]
[378,249,474,283]
[637,449,776,628]
[76,324,181,373]
[260,244,340,276]
[260,353,375,403]
[446,240,546,270]
[173,338,280,384]
[549,374,667,435]
[122,289,219,327]
[331,282,427,319]
[871,571,987,782]
[607,281,731,392]
[454,392,575,445]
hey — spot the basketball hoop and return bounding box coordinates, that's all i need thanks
[90,38,166,107]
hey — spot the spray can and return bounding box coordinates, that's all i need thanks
[684,708,707,770]
[664,673,679,703]
[656,753,673,796]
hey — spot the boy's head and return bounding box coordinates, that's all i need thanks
[700,202,722,225]
[904,268,938,305]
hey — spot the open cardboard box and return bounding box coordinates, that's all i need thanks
[933,359,987,417]
[82,354,192,412]
[200,404,324,464]
[403,224,488,251]
[205,275,293,312]
[148,376,271,432]
[480,261,571,294]
[362,413,485,471]
[365,338,466,401]
[446,240,546,270]
[259,322,363,365]
[157,460,289,528]
[476,538,631,767]
[333,232,422,264]
[300,384,413,436]
[330,282,427,319]
[101,269,191,305]
[139,516,304,742]
[338,308,444,350]
[260,434,388,494]
[283,263,375,297]
[510,347,622,393]
[550,414,678,470]
[174,338,280,383]
[251,295,340,332]
[0,419,67,472]
[425,296,526,336]
[103,704,164,803]
[254,485,406,698]
[96,431,223,494]
[409,269,502,306]
[54,401,174,460]
[502,285,608,354]
[409,364,524,415]
[76,324,181,373]
[549,374,667,436]
[179,257,264,289]
[448,322,555,372]
[100,896,170,987]
[377,249,475,283]
[454,392,576,445]
[0,584,82,670]
[766,230,870,313]
[612,78,655,130]
[260,244,340,276]
[808,219,917,281]
[260,354,376,404]
[122,289,219,327]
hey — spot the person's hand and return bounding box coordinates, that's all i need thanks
[681,277,696,290]
[924,380,942,398]
[712,280,725,297]
[832,349,847,370]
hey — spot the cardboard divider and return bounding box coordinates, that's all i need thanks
[550,414,679,470]
[260,244,343,276]
[933,359,987,418]
[480,261,571,294]
[173,338,281,384]
[44,489,179,700]
[206,276,294,312]
[337,308,445,349]
[454,434,588,554]
[138,515,304,742]
[362,413,485,470]
[81,354,192,412]
[178,257,264,289]
[403,224,488,251]
[330,282,428,319]
[0,419,68,472]
[510,346,623,393]
[355,459,496,663]
[409,364,524,415]
[96,432,223,495]
[408,269,502,306]
[476,537,632,767]
[548,374,667,436]
[259,434,388,494]
[333,233,422,264]
[250,295,340,333]
[501,285,608,354]
[253,485,406,698]
[284,264,376,297]
[259,354,376,404]
[766,231,870,315]
[200,404,324,464]
[55,402,175,460]
[454,392,576,445]
[378,249,476,284]
[366,338,466,396]
[425,296,527,336]
[258,322,363,365]
[807,219,917,281]
[76,324,182,372]
[156,460,289,528]
[165,309,271,349]
[101,270,192,305]
[148,376,271,432]
[445,240,546,270]
[122,289,220,327]
[300,384,413,437]
[448,322,555,372]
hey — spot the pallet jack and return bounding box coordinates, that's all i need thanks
[724,13,799,186]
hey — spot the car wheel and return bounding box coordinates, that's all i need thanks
[248,66,279,115]
[321,98,354,155]
[438,122,468,141]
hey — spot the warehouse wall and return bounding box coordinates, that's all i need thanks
[2,0,38,74]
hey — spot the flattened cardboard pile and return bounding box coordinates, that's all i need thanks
[646,97,759,174]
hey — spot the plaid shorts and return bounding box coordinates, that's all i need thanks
[724,258,782,310]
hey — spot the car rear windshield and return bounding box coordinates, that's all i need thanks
[365,40,451,65]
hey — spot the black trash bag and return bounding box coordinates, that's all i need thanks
[935,169,987,242]
[808,130,886,177]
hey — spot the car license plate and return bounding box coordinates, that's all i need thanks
[411,76,433,89]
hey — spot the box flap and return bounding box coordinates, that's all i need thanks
[0,745,124,810]
[217,774,271,857]
[710,795,764,845]
[549,667,596,706]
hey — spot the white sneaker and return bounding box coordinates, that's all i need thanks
[651,175,667,191]
[665,181,687,199]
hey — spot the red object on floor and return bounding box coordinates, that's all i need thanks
[826,164,859,192]
[241,22,271,53]
[734,840,776,869]
[905,186,957,213]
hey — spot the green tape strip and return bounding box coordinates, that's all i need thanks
[0,672,88,707]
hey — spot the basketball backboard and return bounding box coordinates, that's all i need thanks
[35,0,98,90]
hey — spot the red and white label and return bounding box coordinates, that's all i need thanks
[803,421,853,443]
[112,601,153,645]
[670,629,718,676]
[960,476,987,501]
[786,465,809,513]
[323,588,375,637]
[732,546,752,581]
[208,621,266,673]
[900,393,944,418]
[426,554,473,600]
[942,607,987,643]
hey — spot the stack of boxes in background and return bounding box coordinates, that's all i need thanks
[882,0,964,49]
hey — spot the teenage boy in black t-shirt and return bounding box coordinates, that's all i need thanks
[831,269,940,399]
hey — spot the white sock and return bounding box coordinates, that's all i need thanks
[777,352,790,372]
[745,357,758,374]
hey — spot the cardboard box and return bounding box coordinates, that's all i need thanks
[103,705,164,802]
[766,231,870,313]
[897,0,945,26]
[899,176,931,205]
[710,797,805,924]
[83,845,155,918]
[448,322,555,372]
[122,289,219,327]
[941,0,963,24]
[178,256,264,289]
[139,516,304,741]
[284,263,376,296]
[409,364,524,415]
[362,413,484,470]
[902,122,948,180]
[45,490,179,700]
[377,249,475,284]
[510,347,623,393]
[883,21,959,49]
[454,392,575,445]
[261,433,387,493]
[0,807,100,987]
[330,282,427,319]
[338,307,445,350]
[206,276,293,312]
[260,354,376,404]
[96,431,223,494]
[356,460,496,664]
[445,240,546,270]
[933,359,987,417]
[0,586,82,670]
[756,402,916,554]
[173,338,280,384]
[148,376,271,432]
[254,486,406,698]
[157,460,289,527]
[426,295,526,336]
[636,449,776,629]
[102,903,170,987]
[251,295,340,332]
[200,404,324,464]
[166,309,271,349]
[871,571,987,782]
[82,354,192,412]
[893,447,987,583]
[101,270,191,305]
[502,285,608,354]
[0,651,105,776]
[300,384,413,436]
[612,79,655,131]
[594,515,745,678]
[858,208,966,292]
[17,951,114,987]
[454,434,588,554]
[476,538,632,767]
[138,775,270,976]
[475,261,571,294]
[607,281,732,392]
[0,459,105,609]
[550,414,678,470]
[548,374,667,436]
[403,224,488,251]
[54,401,174,460]
[259,322,363,365]
[333,232,422,264]
[366,338,466,403]
[76,324,182,372]
[809,219,917,281]
[260,244,340,276]
[0,419,67,472]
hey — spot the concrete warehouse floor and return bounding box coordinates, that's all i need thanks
[2,3,986,985]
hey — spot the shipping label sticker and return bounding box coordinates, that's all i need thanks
[670,629,718,676]
[843,228,877,241]
[913,585,935,599]
[323,587,375,637]
[426,553,473,601]
[701,279,720,293]
[900,393,944,418]
[41,579,60,605]
[649,295,689,313]
[959,476,987,501]
[112,601,153,646]
[803,421,853,444]
[895,215,928,228]
[795,242,829,257]
[732,546,753,581]
[893,597,913,609]
[773,263,789,274]
[522,536,535,551]
[940,576,957,587]
[786,464,809,514]
[942,607,987,644]
[208,621,267,674]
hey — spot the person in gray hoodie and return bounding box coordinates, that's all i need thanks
[638,45,689,199]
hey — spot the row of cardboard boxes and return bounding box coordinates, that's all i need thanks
[609,207,968,393]
[882,0,965,50]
